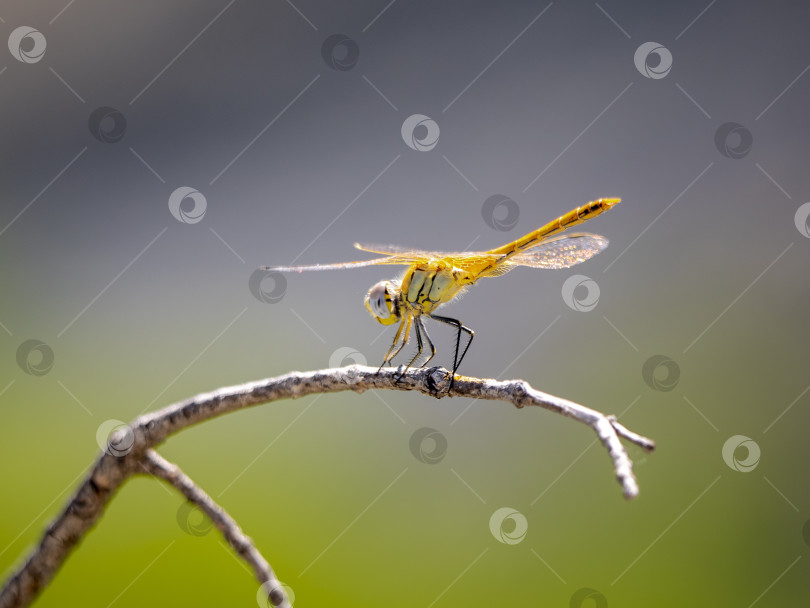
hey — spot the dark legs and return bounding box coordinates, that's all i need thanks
[382,317,436,384]
[404,317,436,370]
[377,313,474,389]
[429,314,474,386]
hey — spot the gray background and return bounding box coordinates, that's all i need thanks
[2,0,810,606]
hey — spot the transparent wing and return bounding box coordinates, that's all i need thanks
[355,242,426,255]
[267,233,607,274]
[261,253,419,273]
[354,242,506,270]
[355,243,517,272]
[354,236,608,276]
[354,242,461,258]
[502,233,608,270]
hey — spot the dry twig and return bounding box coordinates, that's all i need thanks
[0,365,654,608]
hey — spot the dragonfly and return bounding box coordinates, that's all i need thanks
[263,198,620,386]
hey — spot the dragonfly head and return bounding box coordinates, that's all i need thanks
[364,280,401,325]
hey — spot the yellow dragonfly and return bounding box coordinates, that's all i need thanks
[264,198,620,384]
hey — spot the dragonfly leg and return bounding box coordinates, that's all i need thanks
[415,317,436,368]
[378,319,403,371]
[429,314,474,388]
[401,318,426,373]
[391,317,416,384]
[379,316,412,373]
[403,316,436,372]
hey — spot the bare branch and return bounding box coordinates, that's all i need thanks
[0,365,654,608]
[140,450,291,608]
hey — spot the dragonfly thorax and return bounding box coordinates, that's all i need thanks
[364,280,402,325]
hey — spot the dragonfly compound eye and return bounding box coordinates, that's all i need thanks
[365,281,399,325]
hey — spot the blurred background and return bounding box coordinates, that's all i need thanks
[2,0,810,605]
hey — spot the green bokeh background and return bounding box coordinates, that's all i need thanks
[2,1,810,606]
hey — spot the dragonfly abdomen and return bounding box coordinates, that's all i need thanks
[487,197,620,258]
